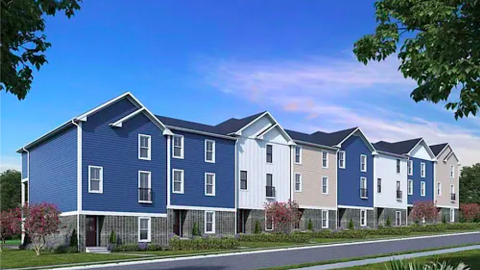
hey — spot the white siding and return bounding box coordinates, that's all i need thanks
[374,154,408,208]
[410,143,434,161]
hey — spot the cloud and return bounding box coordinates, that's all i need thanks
[1,155,21,173]
[200,55,480,167]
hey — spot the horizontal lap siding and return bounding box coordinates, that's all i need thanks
[408,157,434,204]
[435,146,459,208]
[374,154,407,209]
[29,126,77,212]
[22,152,28,179]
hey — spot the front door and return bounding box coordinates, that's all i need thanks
[86,216,97,246]
[173,210,183,237]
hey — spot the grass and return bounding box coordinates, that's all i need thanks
[3,239,21,246]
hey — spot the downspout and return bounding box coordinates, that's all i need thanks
[71,119,82,250]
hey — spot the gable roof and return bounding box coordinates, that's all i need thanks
[430,143,449,157]
[214,111,267,135]
[155,115,236,140]
[373,138,422,155]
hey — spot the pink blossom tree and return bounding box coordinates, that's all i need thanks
[0,208,22,252]
[410,201,438,224]
[23,203,61,255]
[460,203,480,222]
[264,200,302,233]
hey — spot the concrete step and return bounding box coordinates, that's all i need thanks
[86,246,110,254]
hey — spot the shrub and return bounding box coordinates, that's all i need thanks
[307,219,313,231]
[409,223,446,232]
[410,201,438,223]
[442,214,447,224]
[254,220,261,234]
[109,231,117,245]
[385,217,391,227]
[445,222,480,230]
[52,244,78,254]
[348,219,355,230]
[192,222,200,237]
[169,235,239,250]
[23,203,62,256]
[147,244,163,251]
[264,200,302,233]
[460,203,480,222]
[238,232,311,243]
[364,227,411,236]
[113,244,140,252]
[313,229,367,239]
[69,229,78,252]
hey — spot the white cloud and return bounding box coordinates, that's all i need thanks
[1,155,21,173]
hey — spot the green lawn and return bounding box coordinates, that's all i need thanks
[3,239,21,246]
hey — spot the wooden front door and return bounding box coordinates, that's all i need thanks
[86,216,97,246]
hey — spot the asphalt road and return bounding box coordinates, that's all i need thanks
[83,232,480,270]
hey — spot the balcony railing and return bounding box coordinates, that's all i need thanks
[360,188,368,199]
[139,188,152,203]
[396,190,403,200]
[451,193,456,202]
[266,186,276,198]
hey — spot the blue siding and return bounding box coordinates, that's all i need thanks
[337,135,374,207]
[82,98,168,214]
[408,157,434,204]
[29,126,77,212]
[170,131,235,209]
[21,152,28,179]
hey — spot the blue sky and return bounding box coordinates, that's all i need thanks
[2,0,479,170]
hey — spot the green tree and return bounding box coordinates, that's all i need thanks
[1,0,81,99]
[459,163,480,204]
[354,0,480,119]
[0,170,21,211]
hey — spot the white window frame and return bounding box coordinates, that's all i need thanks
[450,165,455,179]
[138,134,151,160]
[294,146,302,164]
[377,178,382,194]
[240,170,248,191]
[450,184,455,201]
[322,210,329,229]
[266,144,273,164]
[265,212,274,231]
[408,160,413,176]
[205,140,215,163]
[396,159,401,174]
[437,182,442,196]
[420,162,426,178]
[395,211,401,226]
[360,154,367,172]
[360,209,367,227]
[172,169,184,194]
[138,171,152,203]
[172,135,184,159]
[360,177,367,199]
[294,173,302,192]
[450,208,455,222]
[88,165,103,194]
[205,211,215,234]
[322,151,328,168]
[408,180,413,195]
[138,217,151,242]
[420,181,426,197]
[205,173,216,196]
[322,176,329,195]
[338,151,346,169]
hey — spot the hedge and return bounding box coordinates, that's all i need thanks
[169,235,239,250]
[445,222,480,230]
[313,229,368,239]
[112,243,165,252]
[237,232,311,243]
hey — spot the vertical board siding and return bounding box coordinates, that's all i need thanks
[29,126,77,212]
[408,157,434,204]
[337,135,374,207]
[170,131,235,208]
[374,154,407,208]
[435,146,459,208]
[21,152,28,179]
[82,98,167,214]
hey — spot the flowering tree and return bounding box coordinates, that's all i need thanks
[460,203,480,222]
[264,200,301,233]
[0,208,22,252]
[23,203,61,255]
[410,201,438,223]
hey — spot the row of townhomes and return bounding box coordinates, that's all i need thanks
[18,93,460,250]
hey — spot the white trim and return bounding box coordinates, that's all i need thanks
[138,217,151,242]
[167,136,171,206]
[172,135,184,159]
[360,209,367,227]
[338,150,346,169]
[294,173,302,192]
[338,205,374,210]
[420,162,426,178]
[298,205,337,211]
[322,210,329,229]
[204,211,215,234]
[167,205,236,212]
[265,212,274,231]
[80,210,167,217]
[360,154,367,172]
[205,139,216,163]
[88,165,103,194]
[322,176,329,195]
[335,150,338,230]
[434,143,450,158]
[294,146,302,164]
[233,111,295,145]
[205,173,216,196]
[239,170,248,191]
[395,211,402,226]
[437,182,442,196]
[138,171,152,203]
[420,181,426,197]
[450,165,455,179]
[293,140,338,151]
[255,123,278,139]
[172,169,184,194]
[445,150,460,163]
[407,159,413,176]
[322,151,329,168]
[110,108,145,128]
[234,140,238,234]
[450,184,455,202]
[437,204,460,209]
[17,120,72,153]
[21,178,29,183]
[266,143,273,164]
[408,179,413,195]
[166,125,237,140]
[138,134,151,160]
[408,138,436,160]
[335,127,377,154]
[450,208,455,222]
[360,176,367,199]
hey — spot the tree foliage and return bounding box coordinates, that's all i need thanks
[1,0,81,99]
[23,203,61,256]
[354,0,480,119]
[410,201,438,223]
[460,203,480,222]
[264,200,301,233]
[460,163,480,204]
[0,170,21,211]
[0,208,22,252]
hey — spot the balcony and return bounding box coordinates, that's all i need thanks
[451,193,456,202]
[139,188,152,203]
[360,188,368,199]
[266,186,276,198]
[396,190,403,200]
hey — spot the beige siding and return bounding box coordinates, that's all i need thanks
[435,146,460,208]
[293,145,337,209]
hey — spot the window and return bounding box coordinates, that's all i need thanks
[138,134,151,160]
[450,165,455,178]
[450,208,455,222]
[420,181,426,197]
[396,159,401,173]
[205,140,215,163]
[322,210,329,228]
[360,210,367,227]
[138,217,151,242]
[395,211,401,226]
[338,151,346,169]
[377,178,382,193]
[322,151,328,168]
[437,182,442,196]
[205,211,215,233]
[138,171,151,203]
[88,166,103,193]
[173,135,184,159]
[240,171,248,190]
[450,185,455,201]
[360,154,367,172]
[172,169,184,194]
[407,160,413,175]
[420,162,426,178]
[396,181,402,200]
[266,174,275,198]
[294,173,302,192]
[294,146,302,164]
[360,177,367,199]
[408,180,413,195]
[205,173,215,196]
[265,213,274,231]
[322,176,329,194]
[266,144,273,163]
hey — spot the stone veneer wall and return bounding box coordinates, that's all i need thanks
[299,209,337,231]
[438,208,459,223]
[41,215,78,249]
[167,209,236,238]
[376,208,407,227]
[338,208,375,229]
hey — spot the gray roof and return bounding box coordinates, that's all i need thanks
[373,138,423,155]
[286,127,358,148]
[214,111,267,134]
[430,143,448,157]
